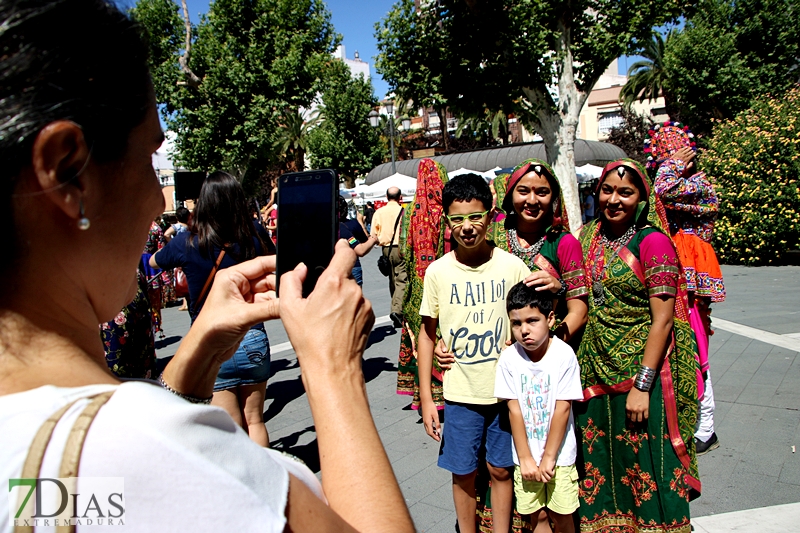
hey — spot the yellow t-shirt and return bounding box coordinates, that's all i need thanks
[419,248,531,404]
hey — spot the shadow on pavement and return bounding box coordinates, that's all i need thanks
[268,358,299,379]
[366,325,398,350]
[270,426,320,473]
[264,375,306,422]
[154,335,182,350]
[362,356,397,384]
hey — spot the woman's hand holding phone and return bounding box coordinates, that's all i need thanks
[164,255,280,399]
[280,240,375,384]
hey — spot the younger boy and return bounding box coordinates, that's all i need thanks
[418,174,532,533]
[495,282,583,533]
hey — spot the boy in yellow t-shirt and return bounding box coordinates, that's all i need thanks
[418,174,531,533]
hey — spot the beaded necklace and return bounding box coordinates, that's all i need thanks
[507,228,546,265]
[588,224,637,306]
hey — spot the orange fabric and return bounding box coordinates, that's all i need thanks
[672,231,725,302]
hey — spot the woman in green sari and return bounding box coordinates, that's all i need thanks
[575,159,700,532]
[396,158,450,409]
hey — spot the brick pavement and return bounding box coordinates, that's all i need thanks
[156,260,800,532]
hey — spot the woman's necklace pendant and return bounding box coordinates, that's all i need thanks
[592,280,605,306]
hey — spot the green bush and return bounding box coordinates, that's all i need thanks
[704,86,800,265]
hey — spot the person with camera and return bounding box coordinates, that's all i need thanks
[0,2,414,531]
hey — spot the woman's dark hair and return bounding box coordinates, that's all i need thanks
[503,168,562,231]
[175,207,191,224]
[337,195,349,222]
[191,171,264,260]
[442,174,492,214]
[2,0,152,266]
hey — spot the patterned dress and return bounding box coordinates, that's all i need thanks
[396,158,450,408]
[142,221,165,336]
[655,158,726,396]
[575,159,699,533]
[99,270,157,379]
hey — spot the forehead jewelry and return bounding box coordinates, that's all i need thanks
[616,166,626,177]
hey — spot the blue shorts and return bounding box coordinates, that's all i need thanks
[214,328,271,391]
[438,401,514,475]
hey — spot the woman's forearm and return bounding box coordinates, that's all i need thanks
[302,371,414,532]
[555,297,588,343]
[642,296,675,371]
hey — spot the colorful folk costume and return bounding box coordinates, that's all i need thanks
[575,159,700,533]
[396,159,450,408]
[645,122,725,448]
[479,160,589,533]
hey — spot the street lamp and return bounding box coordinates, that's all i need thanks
[369,102,397,174]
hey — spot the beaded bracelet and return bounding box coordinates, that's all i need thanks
[633,366,657,392]
[554,278,567,299]
[159,374,213,405]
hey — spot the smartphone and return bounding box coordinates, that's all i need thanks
[276,169,338,297]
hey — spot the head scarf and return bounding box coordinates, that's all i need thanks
[597,158,670,232]
[500,158,571,233]
[397,158,449,408]
[406,158,449,279]
[644,121,697,171]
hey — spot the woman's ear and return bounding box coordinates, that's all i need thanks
[30,120,91,221]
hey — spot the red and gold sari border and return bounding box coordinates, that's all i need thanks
[618,246,645,285]
[567,287,590,299]
[580,511,691,533]
[648,285,678,298]
[581,379,634,401]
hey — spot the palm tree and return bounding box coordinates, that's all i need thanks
[274,108,320,171]
[620,30,679,119]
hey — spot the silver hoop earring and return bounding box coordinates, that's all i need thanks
[77,198,90,230]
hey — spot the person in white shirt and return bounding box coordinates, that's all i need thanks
[495,282,583,533]
[0,2,414,532]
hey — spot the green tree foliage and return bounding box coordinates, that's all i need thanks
[376,0,692,227]
[307,61,384,186]
[132,0,339,186]
[703,86,800,265]
[664,0,800,136]
[620,31,680,119]
[605,106,654,166]
[274,108,319,172]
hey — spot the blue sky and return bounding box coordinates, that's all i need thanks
[116,0,635,100]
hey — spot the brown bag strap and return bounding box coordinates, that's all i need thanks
[14,390,115,533]
[193,248,226,314]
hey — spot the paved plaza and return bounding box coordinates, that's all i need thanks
[156,258,800,532]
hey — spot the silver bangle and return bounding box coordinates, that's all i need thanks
[159,374,213,405]
[633,366,657,392]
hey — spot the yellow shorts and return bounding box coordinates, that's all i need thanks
[513,464,579,516]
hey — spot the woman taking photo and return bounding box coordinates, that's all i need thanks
[575,159,700,532]
[0,1,413,531]
[152,171,273,446]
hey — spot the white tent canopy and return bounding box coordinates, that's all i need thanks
[576,163,603,183]
[448,167,497,181]
[360,173,417,201]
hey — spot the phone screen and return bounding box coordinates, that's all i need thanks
[276,170,337,296]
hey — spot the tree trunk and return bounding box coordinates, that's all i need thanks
[440,107,450,152]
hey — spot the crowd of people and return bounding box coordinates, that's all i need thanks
[390,124,724,532]
[0,1,726,532]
